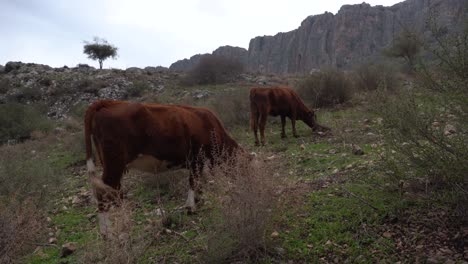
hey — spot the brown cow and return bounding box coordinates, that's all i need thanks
[250,87,329,146]
[84,100,241,234]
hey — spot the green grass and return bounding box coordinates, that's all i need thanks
[277,180,401,262]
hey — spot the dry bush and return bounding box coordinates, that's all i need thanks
[375,18,468,215]
[205,88,250,128]
[0,199,46,264]
[354,61,400,91]
[81,201,149,264]
[183,55,244,86]
[203,151,279,262]
[0,103,52,143]
[297,68,353,108]
[0,138,61,262]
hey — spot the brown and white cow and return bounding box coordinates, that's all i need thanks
[84,100,241,234]
[250,86,329,146]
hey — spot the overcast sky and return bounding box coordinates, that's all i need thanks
[0,0,403,69]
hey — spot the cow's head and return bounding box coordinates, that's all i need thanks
[303,110,318,130]
[304,109,331,133]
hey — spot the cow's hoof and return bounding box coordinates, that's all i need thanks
[186,206,197,215]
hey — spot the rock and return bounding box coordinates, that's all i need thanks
[5,61,23,73]
[60,242,77,257]
[444,124,456,136]
[328,149,337,154]
[48,237,58,244]
[126,67,143,74]
[275,247,285,255]
[271,231,280,238]
[432,121,441,127]
[0,64,4,73]
[352,145,364,155]
[192,90,210,100]
[145,66,168,74]
[382,232,392,238]
[300,144,306,150]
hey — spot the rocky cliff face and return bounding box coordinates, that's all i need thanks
[248,0,465,73]
[169,46,248,71]
[170,0,465,74]
[247,0,465,74]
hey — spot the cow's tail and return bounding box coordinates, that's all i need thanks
[249,90,258,132]
[84,103,97,176]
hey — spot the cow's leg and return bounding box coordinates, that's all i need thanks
[281,115,287,138]
[259,113,268,146]
[253,117,260,146]
[95,143,126,236]
[186,161,201,213]
[292,118,299,137]
[251,107,260,146]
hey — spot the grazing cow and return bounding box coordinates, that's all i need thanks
[250,87,329,146]
[84,100,241,234]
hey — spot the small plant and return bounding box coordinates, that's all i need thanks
[297,68,352,108]
[128,81,149,97]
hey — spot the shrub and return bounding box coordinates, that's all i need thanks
[183,55,244,86]
[80,201,148,263]
[0,77,11,94]
[206,88,250,128]
[204,151,278,262]
[297,68,352,108]
[128,81,149,97]
[76,78,107,95]
[0,103,52,143]
[375,17,468,208]
[0,200,46,264]
[354,61,400,91]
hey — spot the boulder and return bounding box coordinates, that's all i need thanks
[5,61,23,73]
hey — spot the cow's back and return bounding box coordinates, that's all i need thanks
[250,87,297,116]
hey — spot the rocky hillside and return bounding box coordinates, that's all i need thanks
[0,62,175,118]
[171,0,466,74]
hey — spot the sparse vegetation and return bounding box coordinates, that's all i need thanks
[183,55,244,86]
[0,103,52,143]
[204,151,278,262]
[297,68,353,108]
[354,61,400,91]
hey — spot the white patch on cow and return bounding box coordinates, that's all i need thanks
[127,154,181,174]
[98,212,111,236]
[87,159,96,172]
[185,188,196,211]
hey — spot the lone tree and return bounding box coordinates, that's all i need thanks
[384,31,421,69]
[83,37,118,69]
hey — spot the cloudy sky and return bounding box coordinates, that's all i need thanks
[1,0,403,69]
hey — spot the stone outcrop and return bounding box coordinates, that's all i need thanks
[169,53,209,71]
[169,46,248,71]
[247,0,465,74]
[169,0,465,74]
[0,62,176,118]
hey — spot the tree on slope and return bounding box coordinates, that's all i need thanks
[83,37,118,69]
